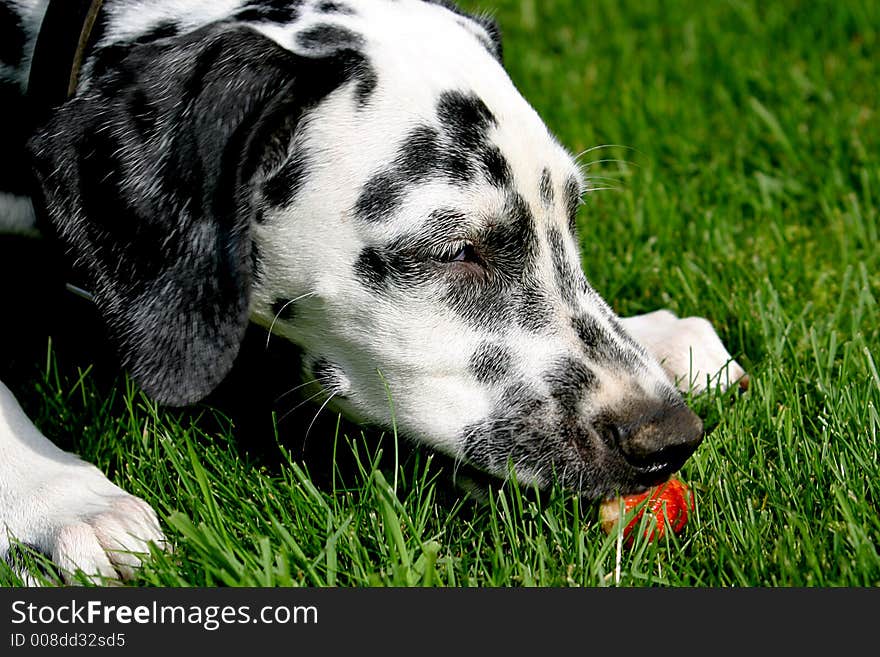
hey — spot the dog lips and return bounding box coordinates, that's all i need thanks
[599,478,693,544]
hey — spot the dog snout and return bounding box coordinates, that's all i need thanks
[604,400,704,485]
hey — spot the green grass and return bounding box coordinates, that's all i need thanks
[2,0,879,586]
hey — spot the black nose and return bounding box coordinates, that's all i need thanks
[605,400,704,485]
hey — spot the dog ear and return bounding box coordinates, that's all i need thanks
[28,24,348,406]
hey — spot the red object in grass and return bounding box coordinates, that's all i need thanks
[599,478,693,545]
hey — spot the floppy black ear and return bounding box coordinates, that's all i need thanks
[28,24,345,406]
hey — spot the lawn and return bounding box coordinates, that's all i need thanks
[2,0,878,586]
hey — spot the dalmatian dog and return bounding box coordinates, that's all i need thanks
[0,0,746,583]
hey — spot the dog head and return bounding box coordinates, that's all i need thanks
[30,0,701,499]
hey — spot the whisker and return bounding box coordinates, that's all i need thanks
[533,461,553,489]
[265,291,317,348]
[303,392,338,452]
[274,378,322,403]
[451,452,466,488]
[573,144,639,161]
[581,175,626,186]
[276,387,330,424]
[558,463,570,490]
[578,158,640,170]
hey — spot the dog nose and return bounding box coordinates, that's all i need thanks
[606,400,704,484]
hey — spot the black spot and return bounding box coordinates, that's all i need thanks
[316,1,355,14]
[517,281,553,332]
[564,175,581,235]
[607,315,648,355]
[548,227,578,307]
[485,192,538,279]
[540,168,554,206]
[354,247,388,292]
[397,125,444,179]
[133,21,180,45]
[470,342,513,385]
[354,93,506,224]
[353,246,429,293]
[441,149,475,183]
[576,275,644,356]
[436,91,496,151]
[311,358,347,394]
[0,4,25,67]
[296,24,363,53]
[355,172,406,224]
[545,357,597,415]
[271,297,298,323]
[236,0,304,23]
[353,63,377,107]
[354,125,441,223]
[481,145,513,188]
[436,91,509,186]
[262,151,309,208]
[572,314,602,350]
[573,313,638,369]
[498,383,544,411]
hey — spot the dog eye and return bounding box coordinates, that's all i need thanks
[449,244,480,264]
[433,242,486,274]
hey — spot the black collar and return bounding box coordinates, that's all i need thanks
[27,1,104,304]
[27,0,105,120]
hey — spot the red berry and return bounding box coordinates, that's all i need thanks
[599,478,693,545]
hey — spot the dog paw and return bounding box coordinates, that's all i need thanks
[3,465,166,585]
[51,494,166,585]
[621,310,749,394]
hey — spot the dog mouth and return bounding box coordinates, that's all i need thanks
[564,428,676,498]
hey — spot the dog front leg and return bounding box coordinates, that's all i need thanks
[0,380,165,584]
[620,310,748,394]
